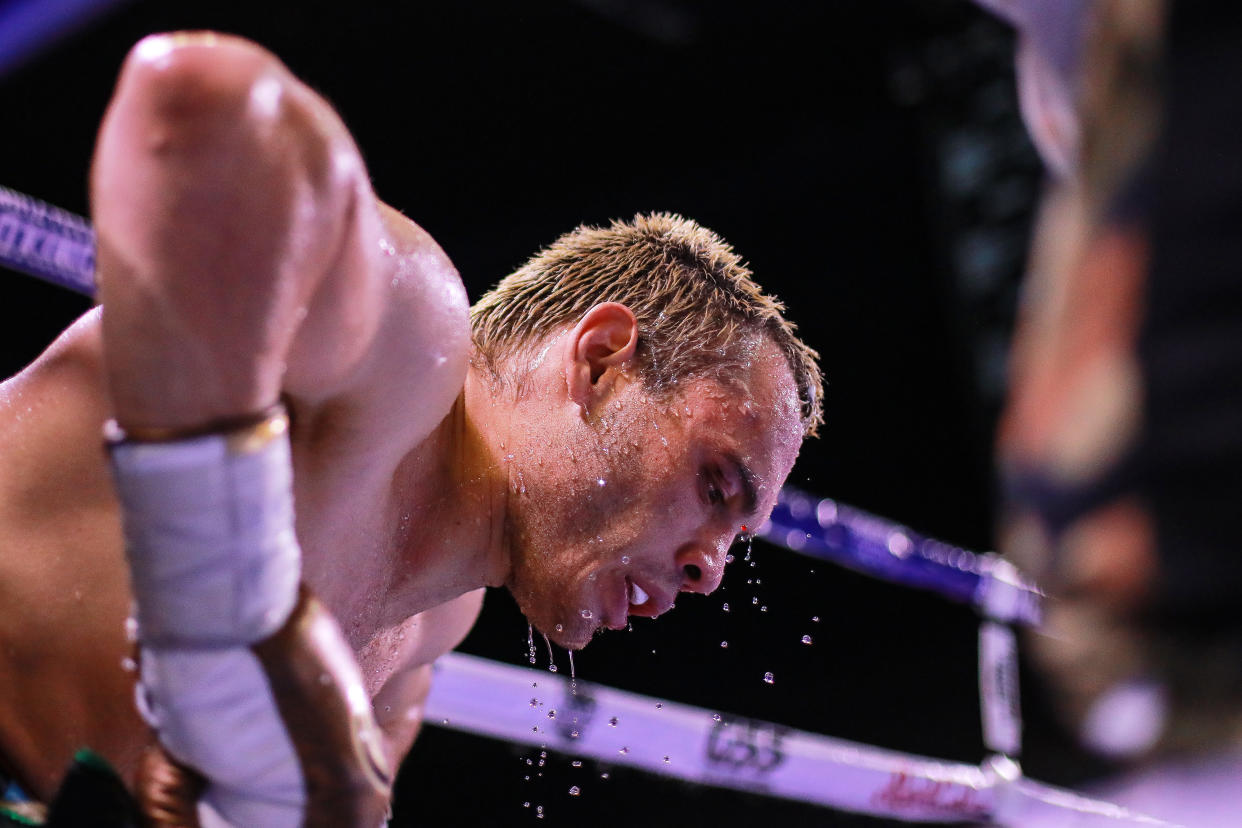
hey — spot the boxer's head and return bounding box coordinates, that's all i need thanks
[470,213,821,648]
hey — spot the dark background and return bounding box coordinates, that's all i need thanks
[0,1,1101,824]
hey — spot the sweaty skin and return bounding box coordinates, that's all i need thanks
[0,33,805,803]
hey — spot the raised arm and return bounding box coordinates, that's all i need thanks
[92,31,386,431]
[89,34,407,825]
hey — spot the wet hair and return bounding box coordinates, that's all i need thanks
[470,212,824,437]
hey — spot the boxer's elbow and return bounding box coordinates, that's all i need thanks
[103,32,351,202]
[95,33,358,302]
[115,33,284,143]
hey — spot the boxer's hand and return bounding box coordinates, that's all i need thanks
[135,744,205,828]
[251,588,393,828]
[133,589,392,828]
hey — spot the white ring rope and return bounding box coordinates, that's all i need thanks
[424,653,1173,825]
[0,185,1173,825]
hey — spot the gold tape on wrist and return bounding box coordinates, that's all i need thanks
[104,402,289,454]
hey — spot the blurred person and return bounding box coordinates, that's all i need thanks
[985,1,1242,823]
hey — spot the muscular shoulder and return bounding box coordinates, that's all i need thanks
[286,199,471,452]
[370,203,472,430]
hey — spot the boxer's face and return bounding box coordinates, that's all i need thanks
[504,337,803,650]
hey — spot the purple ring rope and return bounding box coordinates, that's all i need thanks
[760,488,1043,627]
[0,0,135,79]
[0,185,96,296]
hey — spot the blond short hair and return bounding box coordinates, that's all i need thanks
[471,213,823,437]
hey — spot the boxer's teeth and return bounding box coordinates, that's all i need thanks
[630,582,649,607]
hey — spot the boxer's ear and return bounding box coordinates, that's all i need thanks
[564,302,638,411]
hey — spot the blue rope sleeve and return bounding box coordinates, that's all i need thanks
[0,185,96,297]
[759,487,1042,627]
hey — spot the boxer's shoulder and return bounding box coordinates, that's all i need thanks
[285,200,470,457]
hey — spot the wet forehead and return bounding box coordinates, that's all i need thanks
[683,341,804,514]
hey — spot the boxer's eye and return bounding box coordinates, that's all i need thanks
[704,470,726,506]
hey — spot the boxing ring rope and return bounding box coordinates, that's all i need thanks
[0,0,135,79]
[0,187,1173,825]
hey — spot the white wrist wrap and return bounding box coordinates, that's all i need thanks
[139,648,305,827]
[107,413,300,646]
[108,410,307,827]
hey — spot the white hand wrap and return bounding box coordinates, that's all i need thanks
[108,409,307,827]
[108,412,301,646]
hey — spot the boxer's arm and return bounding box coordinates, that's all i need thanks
[91,31,386,432]
[89,34,407,825]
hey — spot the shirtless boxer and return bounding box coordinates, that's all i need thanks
[0,32,822,822]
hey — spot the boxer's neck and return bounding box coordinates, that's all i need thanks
[370,369,512,624]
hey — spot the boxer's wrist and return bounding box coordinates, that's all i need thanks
[106,402,300,646]
[104,401,288,447]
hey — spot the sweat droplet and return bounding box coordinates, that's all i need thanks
[555,624,563,632]
[812,616,820,623]
[618,747,629,754]
[608,717,618,727]
[722,602,730,612]
[712,713,723,722]
[547,710,557,719]
[621,555,631,565]
[720,641,728,648]
[801,635,813,645]
[580,609,592,619]
[763,672,775,684]
[596,478,606,487]
[571,760,582,768]
[568,786,581,796]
